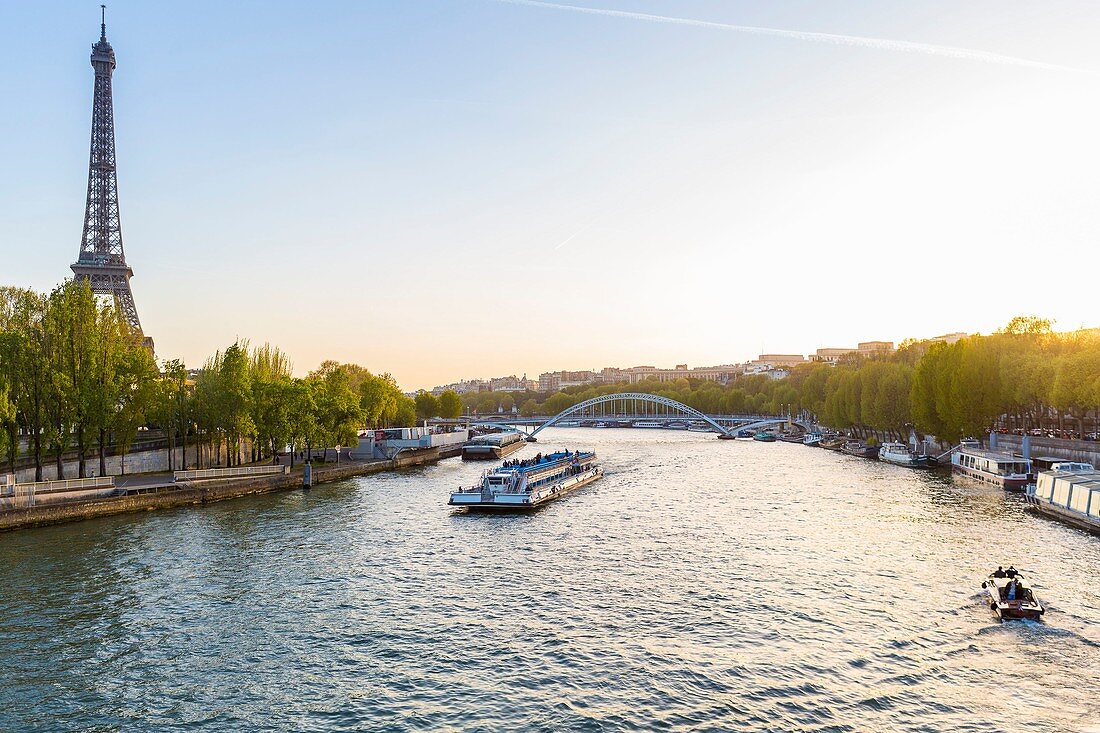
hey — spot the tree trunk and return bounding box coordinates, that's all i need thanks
[98,428,107,477]
[77,433,87,478]
[33,428,42,483]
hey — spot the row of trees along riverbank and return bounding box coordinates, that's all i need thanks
[0,281,467,481]
[455,317,1100,444]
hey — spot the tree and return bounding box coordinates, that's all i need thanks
[359,371,402,428]
[250,344,294,462]
[438,389,463,419]
[286,378,319,466]
[415,392,440,420]
[394,395,417,427]
[310,364,364,460]
[543,392,575,415]
[218,343,254,466]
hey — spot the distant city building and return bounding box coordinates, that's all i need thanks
[614,365,742,384]
[431,374,540,395]
[811,341,895,364]
[489,374,538,392]
[924,332,968,345]
[752,354,807,368]
[539,370,598,391]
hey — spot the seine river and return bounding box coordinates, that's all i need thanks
[1,429,1099,732]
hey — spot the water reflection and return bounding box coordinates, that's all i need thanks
[0,429,1097,731]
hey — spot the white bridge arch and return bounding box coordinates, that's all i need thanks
[529,392,733,438]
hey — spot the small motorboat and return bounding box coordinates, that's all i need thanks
[980,572,1044,621]
[777,432,804,443]
[820,436,847,451]
[842,440,879,459]
[737,429,755,439]
[753,431,777,442]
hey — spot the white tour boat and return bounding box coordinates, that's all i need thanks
[878,441,936,469]
[633,421,663,429]
[449,450,602,511]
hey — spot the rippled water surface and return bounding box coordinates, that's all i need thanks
[2,429,1099,732]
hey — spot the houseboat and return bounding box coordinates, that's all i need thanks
[461,431,526,460]
[803,432,823,446]
[1026,463,1100,533]
[449,450,602,511]
[878,441,937,469]
[951,442,1032,491]
[980,573,1044,621]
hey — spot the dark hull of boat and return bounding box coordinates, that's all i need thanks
[844,445,880,459]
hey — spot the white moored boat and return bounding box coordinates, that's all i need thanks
[951,440,1031,491]
[878,441,937,469]
[449,450,602,511]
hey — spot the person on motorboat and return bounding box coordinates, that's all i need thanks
[1006,566,1019,578]
[1006,579,1020,601]
[992,567,1006,578]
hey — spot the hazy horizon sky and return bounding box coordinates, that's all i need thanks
[3,1,1098,390]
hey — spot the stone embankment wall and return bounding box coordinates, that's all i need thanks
[12,447,187,483]
[993,433,1100,467]
[0,446,455,533]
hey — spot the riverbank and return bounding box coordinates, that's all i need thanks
[0,444,461,533]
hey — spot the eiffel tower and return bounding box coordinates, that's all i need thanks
[71,7,151,349]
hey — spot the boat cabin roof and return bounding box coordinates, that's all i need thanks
[957,448,1029,464]
[1049,462,1095,473]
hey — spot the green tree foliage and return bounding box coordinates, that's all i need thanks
[438,390,463,419]
[414,392,440,420]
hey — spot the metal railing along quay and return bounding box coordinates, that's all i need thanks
[173,465,290,482]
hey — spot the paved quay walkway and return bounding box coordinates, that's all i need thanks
[0,450,449,533]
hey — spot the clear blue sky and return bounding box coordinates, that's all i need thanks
[2,1,1098,389]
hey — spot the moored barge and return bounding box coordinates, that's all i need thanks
[951,441,1031,491]
[1025,463,1100,533]
[461,431,526,461]
[449,450,602,510]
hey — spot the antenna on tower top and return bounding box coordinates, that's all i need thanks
[100,5,107,41]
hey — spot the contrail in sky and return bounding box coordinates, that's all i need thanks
[493,0,1088,74]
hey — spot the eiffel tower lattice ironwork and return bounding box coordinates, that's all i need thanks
[71,6,148,342]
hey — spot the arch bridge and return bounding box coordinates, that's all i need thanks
[436,394,797,439]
